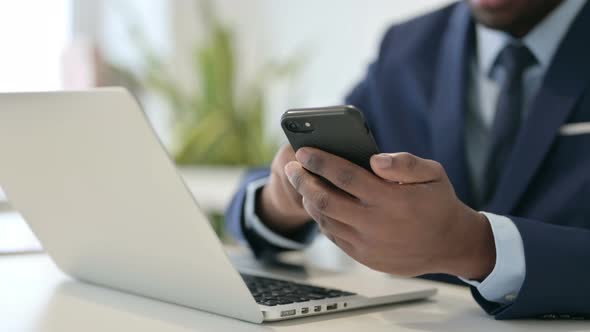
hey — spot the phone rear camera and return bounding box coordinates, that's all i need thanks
[287,122,299,131]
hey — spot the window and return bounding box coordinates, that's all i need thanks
[0,1,71,92]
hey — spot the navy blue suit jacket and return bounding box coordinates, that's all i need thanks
[226,2,590,319]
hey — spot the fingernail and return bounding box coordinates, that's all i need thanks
[284,162,298,178]
[373,154,392,169]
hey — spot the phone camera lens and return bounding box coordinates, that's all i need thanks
[287,122,299,131]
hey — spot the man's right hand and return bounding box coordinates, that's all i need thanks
[257,145,311,235]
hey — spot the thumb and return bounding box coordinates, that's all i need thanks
[370,153,444,184]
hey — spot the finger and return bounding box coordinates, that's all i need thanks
[279,171,303,208]
[323,232,356,254]
[294,147,383,201]
[271,145,302,207]
[370,152,445,184]
[302,197,360,243]
[284,161,367,225]
[270,164,303,209]
[271,145,296,175]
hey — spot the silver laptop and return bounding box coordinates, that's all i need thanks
[0,88,436,323]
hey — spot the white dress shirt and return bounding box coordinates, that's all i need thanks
[244,0,586,304]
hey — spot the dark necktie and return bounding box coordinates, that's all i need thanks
[482,43,537,205]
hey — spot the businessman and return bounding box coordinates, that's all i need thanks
[227,0,590,319]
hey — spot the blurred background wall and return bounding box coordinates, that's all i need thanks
[0,0,453,141]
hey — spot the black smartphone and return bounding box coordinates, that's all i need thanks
[281,105,379,171]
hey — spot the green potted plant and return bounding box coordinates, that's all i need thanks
[119,1,301,166]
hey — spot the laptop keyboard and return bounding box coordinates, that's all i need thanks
[240,273,356,306]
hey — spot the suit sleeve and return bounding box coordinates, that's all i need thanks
[225,168,316,259]
[472,217,590,319]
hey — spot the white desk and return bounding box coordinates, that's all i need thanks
[1,251,586,332]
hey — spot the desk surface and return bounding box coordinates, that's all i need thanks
[1,252,586,332]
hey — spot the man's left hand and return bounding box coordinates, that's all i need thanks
[284,148,496,280]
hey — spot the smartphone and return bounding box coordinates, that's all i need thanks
[281,105,379,171]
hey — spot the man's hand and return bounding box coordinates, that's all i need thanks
[284,148,496,280]
[257,145,311,235]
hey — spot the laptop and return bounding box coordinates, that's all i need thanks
[0,88,436,323]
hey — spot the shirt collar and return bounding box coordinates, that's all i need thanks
[476,0,586,77]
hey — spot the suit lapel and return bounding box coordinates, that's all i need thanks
[485,3,590,214]
[430,3,476,207]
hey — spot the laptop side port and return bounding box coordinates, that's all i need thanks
[326,303,338,311]
[314,305,322,312]
[301,307,309,314]
[280,309,296,317]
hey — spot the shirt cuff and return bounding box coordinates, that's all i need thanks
[460,212,526,304]
[244,177,309,250]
